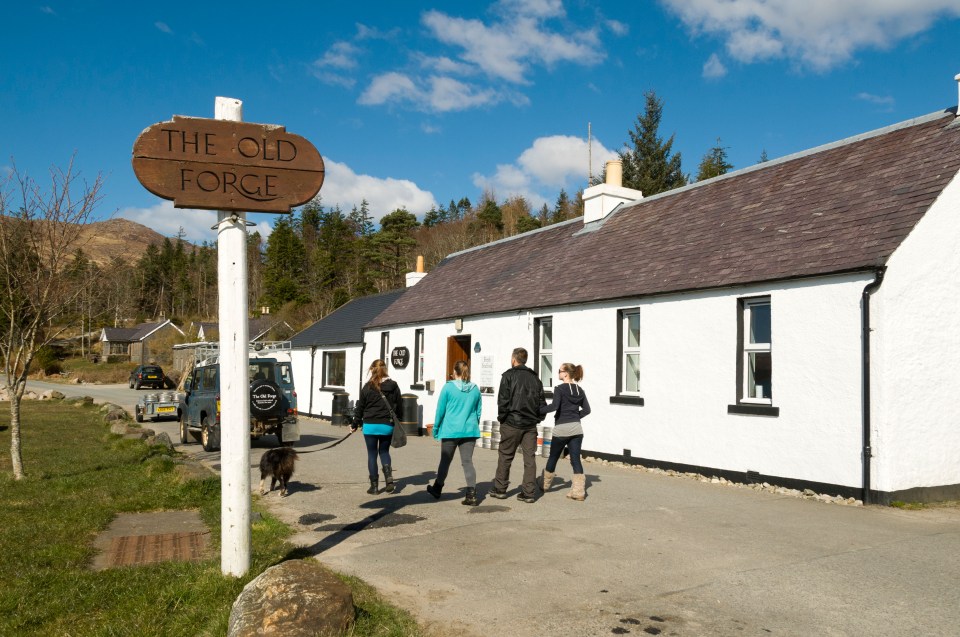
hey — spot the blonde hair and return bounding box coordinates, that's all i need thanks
[453,360,470,382]
[367,359,388,390]
[560,363,583,382]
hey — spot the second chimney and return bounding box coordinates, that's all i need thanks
[582,160,642,224]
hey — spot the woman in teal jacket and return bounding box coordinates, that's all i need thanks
[427,360,482,505]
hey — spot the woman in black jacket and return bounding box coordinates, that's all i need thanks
[351,359,402,494]
[539,362,591,500]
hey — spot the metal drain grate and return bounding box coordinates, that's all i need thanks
[107,532,208,567]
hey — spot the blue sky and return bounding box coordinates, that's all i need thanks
[2,1,959,243]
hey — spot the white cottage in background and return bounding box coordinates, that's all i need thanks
[290,289,406,418]
[363,102,960,504]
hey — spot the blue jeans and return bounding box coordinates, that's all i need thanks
[364,433,392,479]
[545,434,583,474]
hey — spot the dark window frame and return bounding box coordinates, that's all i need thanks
[533,316,554,395]
[322,350,347,388]
[729,296,779,417]
[611,307,644,406]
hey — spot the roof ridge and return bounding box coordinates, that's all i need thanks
[627,108,955,209]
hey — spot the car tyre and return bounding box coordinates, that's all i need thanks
[201,416,220,452]
[134,381,141,390]
[179,414,190,444]
[250,379,284,420]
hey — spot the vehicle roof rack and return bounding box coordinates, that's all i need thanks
[192,341,292,366]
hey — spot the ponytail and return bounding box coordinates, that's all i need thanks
[561,363,584,382]
[453,360,471,382]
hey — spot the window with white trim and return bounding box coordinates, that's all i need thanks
[535,317,553,390]
[741,297,772,403]
[323,351,346,387]
[380,331,389,367]
[414,328,425,384]
[621,310,641,394]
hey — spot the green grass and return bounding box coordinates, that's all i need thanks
[0,401,424,637]
[57,357,133,384]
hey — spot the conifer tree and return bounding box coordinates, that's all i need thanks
[620,90,687,195]
[696,138,734,181]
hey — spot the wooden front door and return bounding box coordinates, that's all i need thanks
[446,335,471,381]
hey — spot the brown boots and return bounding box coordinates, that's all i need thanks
[539,470,555,493]
[566,473,586,501]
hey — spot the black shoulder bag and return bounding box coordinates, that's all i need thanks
[378,390,407,448]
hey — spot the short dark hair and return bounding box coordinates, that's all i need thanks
[512,347,528,365]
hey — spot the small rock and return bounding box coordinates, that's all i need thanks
[146,432,174,450]
[40,390,66,400]
[228,560,354,637]
[803,488,816,496]
[105,409,128,422]
[110,422,132,435]
[710,477,720,484]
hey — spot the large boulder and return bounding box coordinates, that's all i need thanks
[104,408,129,422]
[40,390,66,400]
[228,560,354,637]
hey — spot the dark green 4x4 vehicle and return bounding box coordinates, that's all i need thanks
[179,343,299,452]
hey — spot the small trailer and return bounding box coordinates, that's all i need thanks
[134,391,183,423]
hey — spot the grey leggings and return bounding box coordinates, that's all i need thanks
[434,438,478,488]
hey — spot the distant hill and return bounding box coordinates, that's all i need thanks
[76,218,190,267]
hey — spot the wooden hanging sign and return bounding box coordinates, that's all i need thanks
[132,116,324,213]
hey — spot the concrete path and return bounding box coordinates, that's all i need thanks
[26,381,960,637]
[250,419,960,637]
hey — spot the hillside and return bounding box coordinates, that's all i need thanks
[76,218,185,267]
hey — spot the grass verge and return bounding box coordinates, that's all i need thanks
[0,401,423,636]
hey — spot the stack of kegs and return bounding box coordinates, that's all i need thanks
[481,421,493,449]
[490,421,500,450]
[541,425,554,458]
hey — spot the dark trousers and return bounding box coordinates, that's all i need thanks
[434,438,478,489]
[494,423,537,497]
[364,434,392,479]
[545,434,584,474]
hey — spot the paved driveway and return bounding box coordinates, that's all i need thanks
[29,383,960,636]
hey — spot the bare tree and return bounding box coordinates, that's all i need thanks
[0,159,104,480]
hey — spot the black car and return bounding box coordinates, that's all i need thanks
[128,364,165,390]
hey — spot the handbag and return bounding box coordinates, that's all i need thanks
[379,390,407,448]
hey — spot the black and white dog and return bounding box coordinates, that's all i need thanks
[258,447,299,497]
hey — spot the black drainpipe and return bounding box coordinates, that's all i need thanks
[861,267,886,505]
[307,345,317,416]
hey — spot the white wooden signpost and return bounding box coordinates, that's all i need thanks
[132,97,324,576]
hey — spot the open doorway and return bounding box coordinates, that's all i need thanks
[446,335,471,381]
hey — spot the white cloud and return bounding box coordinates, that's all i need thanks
[606,19,630,36]
[360,72,502,112]
[319,158,437,223]
[314,41,360,70]
[496,0,566,20]
[155,21,173,34]
[473,134,618,209]
[422,9,604,84]
[856,92,896,111]
[40,6,55,15]
[117,200,273,244]
[702,53,728,78]
[661,0,960,71]
[359,72,418,105]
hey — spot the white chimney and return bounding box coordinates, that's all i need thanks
[582,160,642,224]
[955,72,960,116]
[405,255,427,287]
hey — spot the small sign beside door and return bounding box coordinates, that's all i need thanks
[391,346,410,369]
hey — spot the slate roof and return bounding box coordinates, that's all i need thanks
[369,109,960,328]
[290,289,407,348]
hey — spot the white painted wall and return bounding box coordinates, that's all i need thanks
[291,344,364,417]
[363,273,872,489]
[873,171,960,493]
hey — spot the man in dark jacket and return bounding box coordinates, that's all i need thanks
[490,347,546,502]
